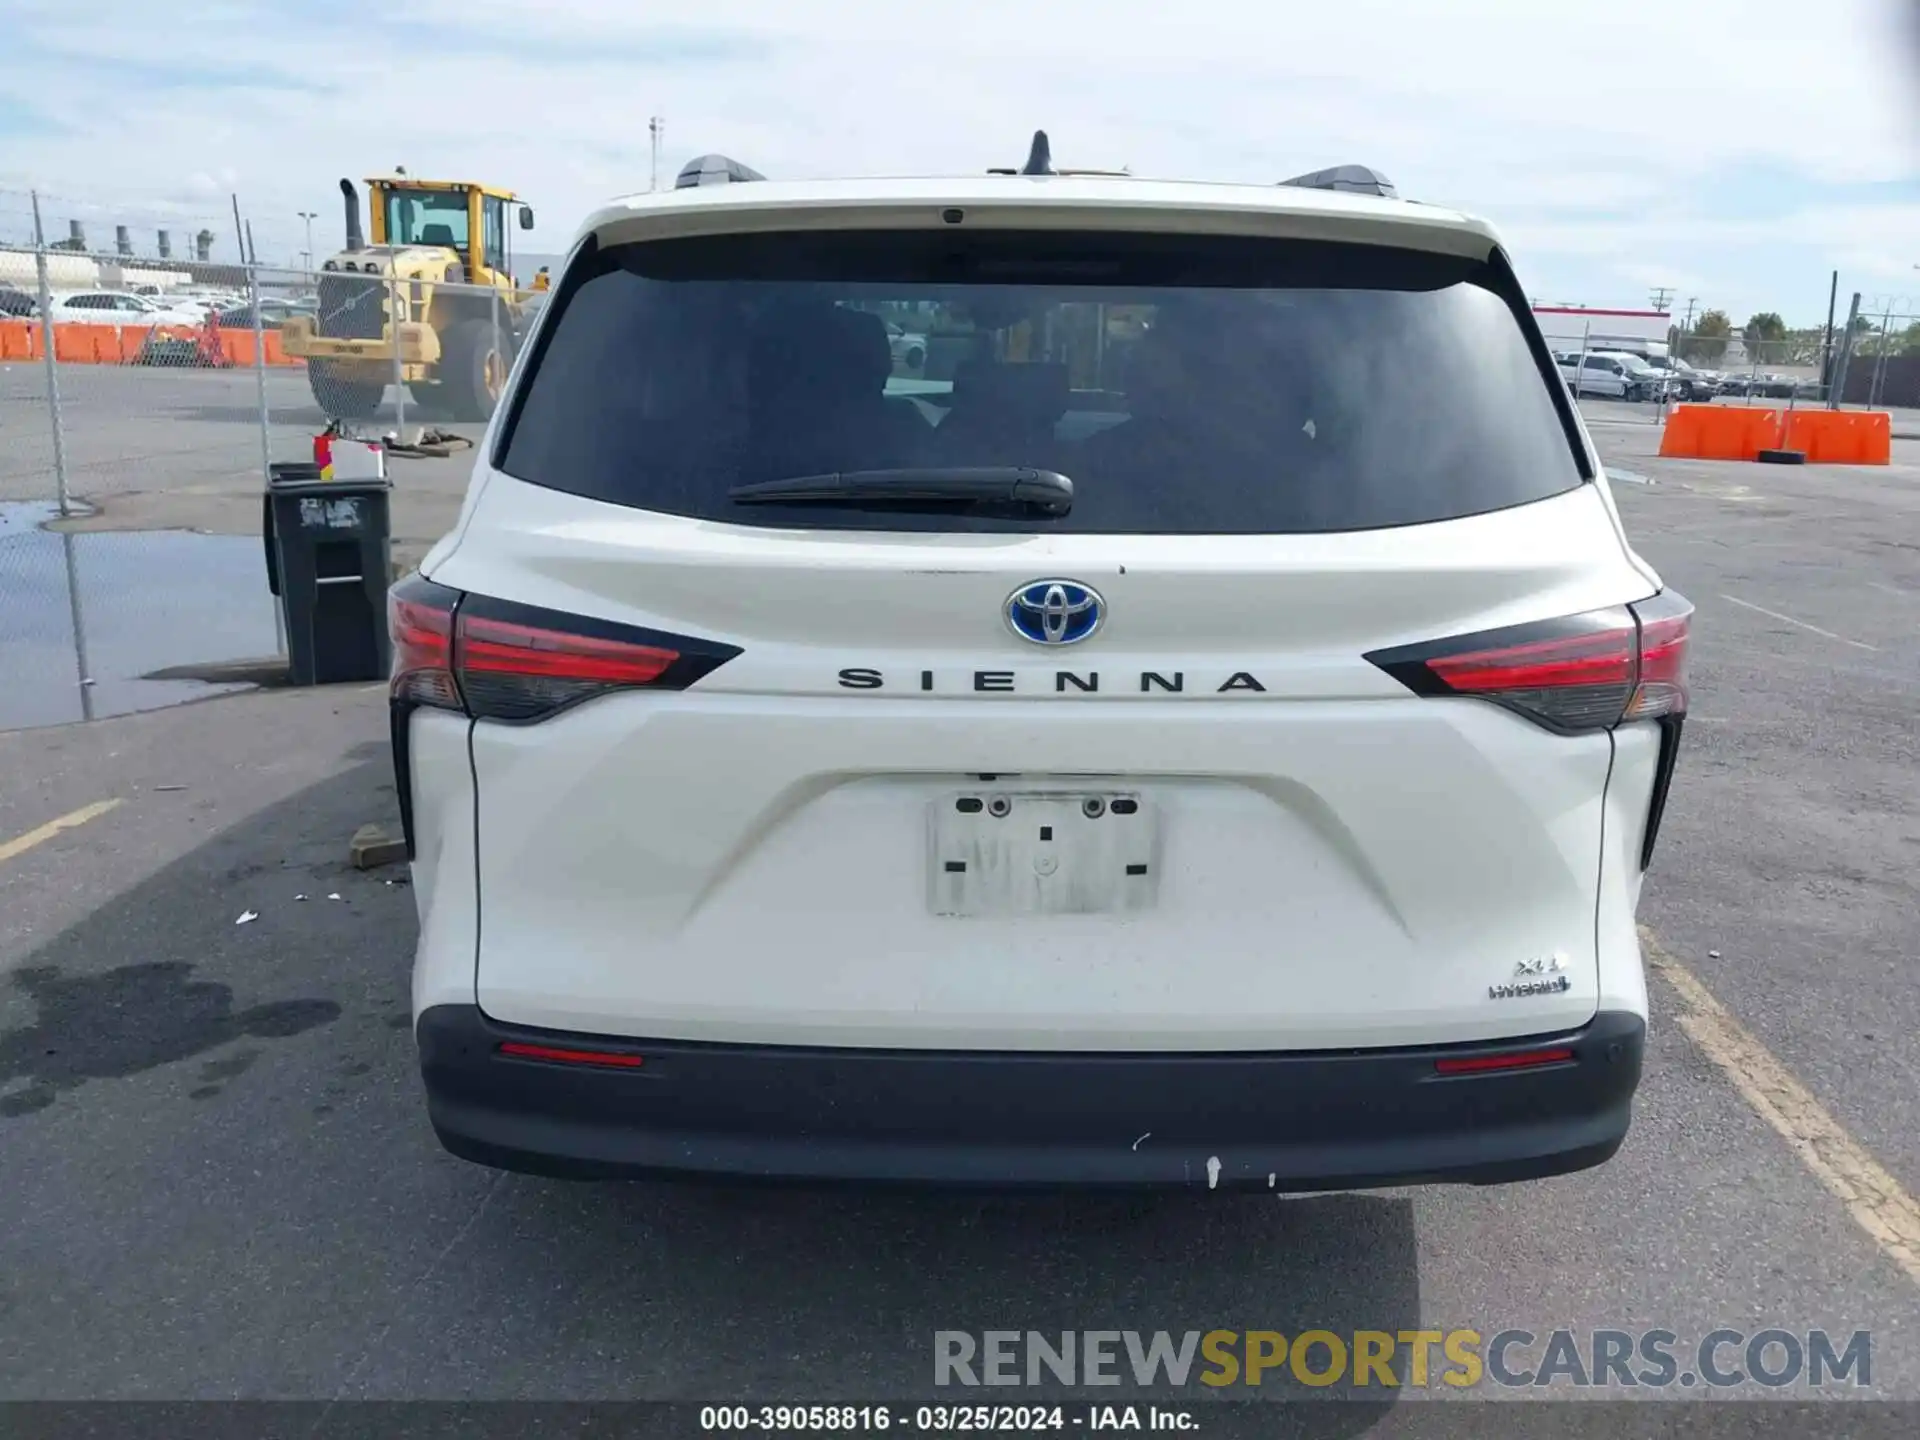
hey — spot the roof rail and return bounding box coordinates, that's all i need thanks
[1278,164,1398,199]
[675,154,766,189]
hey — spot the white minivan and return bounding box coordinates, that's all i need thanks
[395,144,1690,1191]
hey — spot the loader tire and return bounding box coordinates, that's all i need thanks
[443,318,507,422]
[408,383,453,421]
[308,362,383,421]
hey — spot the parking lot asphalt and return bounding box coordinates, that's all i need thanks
[0,417,1917,1427]
[0,365,481,572]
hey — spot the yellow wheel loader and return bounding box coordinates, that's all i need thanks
[281,175,536,423]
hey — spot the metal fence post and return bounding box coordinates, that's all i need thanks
[1573,323,1591,401]
[388,267,408,439]
[249,261,273,481]
[249,261,288,657]
[1868,298,1896,410]
[29,191,72,518]
[1829,293,1862,410]
[59,531,96,722]
[490,286,502,395]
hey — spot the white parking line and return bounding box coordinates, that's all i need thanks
[1868,581,1911,601]
[1643,927,1920,1288]
[1718,593,1877,651]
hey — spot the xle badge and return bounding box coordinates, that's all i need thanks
[1490,952,1571,1000]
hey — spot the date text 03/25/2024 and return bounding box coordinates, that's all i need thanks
[699,1404,1192,1431]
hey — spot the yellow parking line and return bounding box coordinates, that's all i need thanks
[0,798,123,866]
[1643,925,1920,1287]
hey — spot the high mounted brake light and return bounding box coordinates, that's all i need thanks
[1364,592,1692,736]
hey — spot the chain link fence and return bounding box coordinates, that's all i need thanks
[0,188,543,729]
[1532,319,1854,427]
[1822,298,1920,409]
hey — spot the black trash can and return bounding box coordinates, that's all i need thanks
[264,461,393,686]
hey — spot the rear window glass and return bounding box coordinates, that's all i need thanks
[499,230,1585,535]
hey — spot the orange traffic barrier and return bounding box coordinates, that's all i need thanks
[52,324,116,364]
[5,319,308,367]
[0,319,37,360]
[1781,409,1890,465]
[1657,403,1785,460]
[116,324,155,363]
[215,329,296,367]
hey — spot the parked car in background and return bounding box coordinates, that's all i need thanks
[216,297,316,330]
[0,287,37,318]
[1642,355,1719,401]
[1557,349,1665,401]
[45,291,204,326]
[1746,374,1822,401]
[886,319,927,370]
[1677,360,1724,399]
[1619,353,1680,402]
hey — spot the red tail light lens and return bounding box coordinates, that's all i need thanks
[390,580,461,709]
[457,611,680,722]
[385,575,742,723]
[1622,603,1691,721]
[1365,592,1692,734]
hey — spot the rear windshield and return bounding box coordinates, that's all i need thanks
[498,230,1585,535]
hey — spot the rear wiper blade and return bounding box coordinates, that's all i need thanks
[727,467,1073,515]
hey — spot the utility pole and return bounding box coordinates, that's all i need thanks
[297,210,317,271]
[649,116,664,192]
[1649,285,1675,314]
[1676,296,1697,359]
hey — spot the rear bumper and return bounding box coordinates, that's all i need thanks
[417,1006,1644,1189]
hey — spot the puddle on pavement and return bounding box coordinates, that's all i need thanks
[0,501,280,730]
[0,962,339,1118]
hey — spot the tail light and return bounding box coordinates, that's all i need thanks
[1364,591,1692,736]
[386,575,742,860]
[387,575,741,723]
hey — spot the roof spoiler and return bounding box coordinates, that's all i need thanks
[675,154,766,189]
[1278,164,1399,199]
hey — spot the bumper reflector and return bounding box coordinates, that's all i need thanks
[1434,1047,1575,1076]
[497,1042,646,1069]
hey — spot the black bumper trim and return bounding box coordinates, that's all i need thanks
[417,1007,1644,1189]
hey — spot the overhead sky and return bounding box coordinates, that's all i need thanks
[4,0,1920,323]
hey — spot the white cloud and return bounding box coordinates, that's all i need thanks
[4,0,1920,316]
